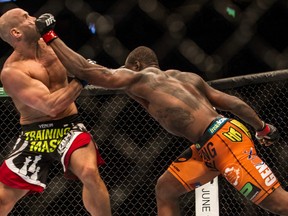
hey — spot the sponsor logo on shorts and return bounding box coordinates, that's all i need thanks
[25,127,71,153]
[208,118,227,135]
[57,131,73,155]
[223,164,241,186]
[38,123,54,129]
[17,155,43,183]
[246,152,277,187]
[240,182,260,200]
[255,162,277,187]
[223,127,242,142]
[244,147,256,160]
[230,120,251,138]
[199,142,217,170]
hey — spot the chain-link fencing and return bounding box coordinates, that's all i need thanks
[0,70,287,216]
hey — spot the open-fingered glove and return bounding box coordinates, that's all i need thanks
[255,123,279,146]
[35,13,58,44]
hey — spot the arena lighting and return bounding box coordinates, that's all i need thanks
[226,6,236,18]
[0,0,16,2]
[88,23,96,34]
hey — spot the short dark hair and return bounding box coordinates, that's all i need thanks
[126,46,159,66]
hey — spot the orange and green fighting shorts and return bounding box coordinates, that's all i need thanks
[168,117,280,204]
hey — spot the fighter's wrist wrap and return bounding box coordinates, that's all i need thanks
[42,30,58,44]
[75,78,88,88]
[256,122,270,137]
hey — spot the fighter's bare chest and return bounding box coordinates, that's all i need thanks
[28,59,67,86]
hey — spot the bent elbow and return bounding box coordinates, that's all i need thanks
[47,106,63,118]
[47,110,58,118]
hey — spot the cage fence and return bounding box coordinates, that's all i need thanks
[0,70,287,216]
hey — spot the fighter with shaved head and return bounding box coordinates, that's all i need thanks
[0,8,111,216]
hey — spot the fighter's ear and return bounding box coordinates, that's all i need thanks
[135,60,141,71]
[11,28,21,40]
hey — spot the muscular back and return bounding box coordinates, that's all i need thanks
[1,40,78,124]
[125,68,219,142]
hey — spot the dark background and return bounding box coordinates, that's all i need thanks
[1,0,288,81]
[0,1,288,215]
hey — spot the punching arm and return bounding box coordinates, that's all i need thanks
[36,13,142,89]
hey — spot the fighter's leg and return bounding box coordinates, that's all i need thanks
[0,182,28,216]
[156,145,219,216]
[68,140,111,216]
[156,170,188,216]
[258,183,288,215]
[220,151,288,215]
[214,120,288,215]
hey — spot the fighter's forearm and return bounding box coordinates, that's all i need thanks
[229,100,264,131]
[36,13,90,80]
[36,13,121,88]
[50,38,119,88]
[46,79,83,117]
[50,38,89,80]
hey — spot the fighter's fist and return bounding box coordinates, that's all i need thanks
[35,13,58,44]
[255,123,279,146]
[35,13,56,34]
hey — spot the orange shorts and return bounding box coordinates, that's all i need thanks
[168,117,280,204]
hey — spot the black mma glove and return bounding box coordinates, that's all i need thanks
[35,13,58,44]
[255,122,279,146]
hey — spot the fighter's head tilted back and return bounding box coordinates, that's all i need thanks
[0,8,38,48]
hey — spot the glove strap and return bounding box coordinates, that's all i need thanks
[42,30,58,44]
[256,123,270,136]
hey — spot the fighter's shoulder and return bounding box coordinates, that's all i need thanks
[1,57,36,83]
[165,69,201,79]
[2,60,21,75]
[2,58,31,73]
[113,67,138,75]
[5,51,39,66]
[164,69,181,76]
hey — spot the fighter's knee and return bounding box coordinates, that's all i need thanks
[78,166,100,185]
[263,205,288,216]
[275,207,288,216]
[260,198,288,215]
[156,171,188,201]
[156,172,176,199]
[155,174,166,196]
[259,187,288,215]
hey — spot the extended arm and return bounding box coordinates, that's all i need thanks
[35,13,141,89]
[50,38,142,89]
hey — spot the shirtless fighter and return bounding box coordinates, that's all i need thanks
[36,13,288,215]
[0,8,111,216]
